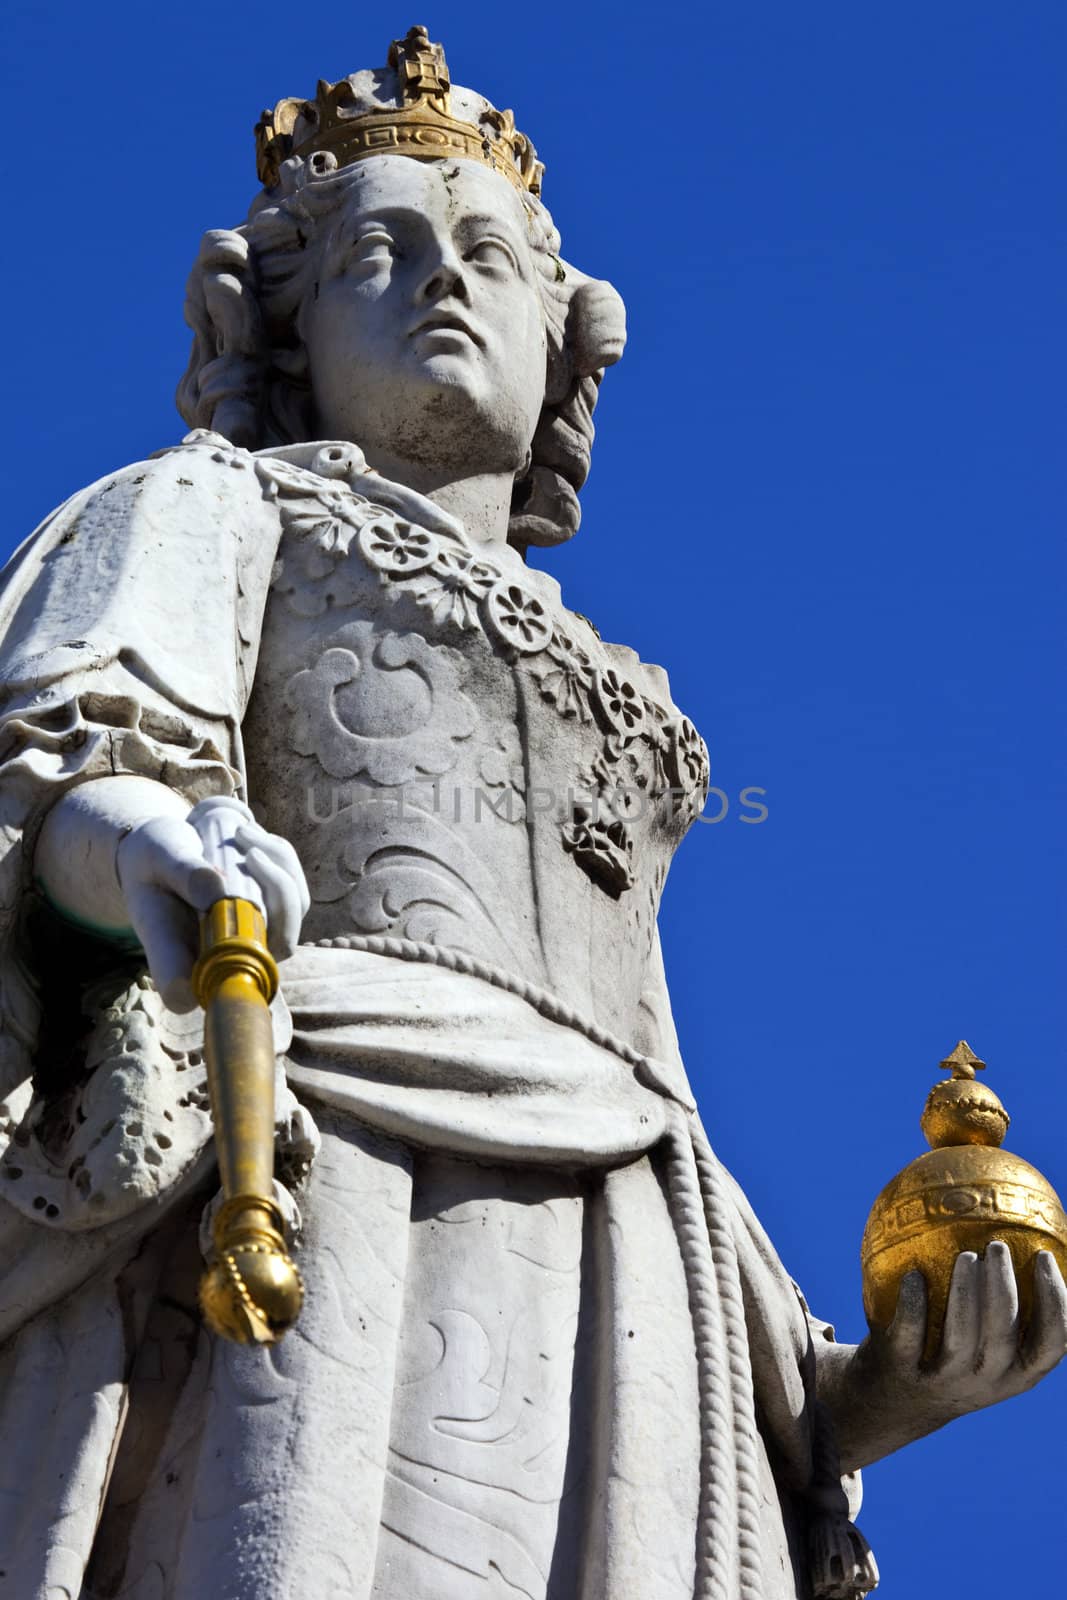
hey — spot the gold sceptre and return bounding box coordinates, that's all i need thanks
[862,1041,1067,1362]
[188,797,304,1344]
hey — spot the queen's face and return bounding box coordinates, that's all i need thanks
[302,155,548,476]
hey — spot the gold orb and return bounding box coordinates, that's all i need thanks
[861,1042,1067,1362]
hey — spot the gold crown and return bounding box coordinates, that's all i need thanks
[255,26,544,196]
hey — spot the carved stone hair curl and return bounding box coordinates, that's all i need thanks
[177,159,625,553]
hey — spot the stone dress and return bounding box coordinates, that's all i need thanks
[0,434,874,1600]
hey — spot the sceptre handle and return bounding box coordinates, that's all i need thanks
[188,798,304,1344]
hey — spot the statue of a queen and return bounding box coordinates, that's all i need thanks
[0,25,1063,1600]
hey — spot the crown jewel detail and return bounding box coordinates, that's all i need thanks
[254,27,544,196]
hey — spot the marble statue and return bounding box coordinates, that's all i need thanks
[0,26,1063,1600]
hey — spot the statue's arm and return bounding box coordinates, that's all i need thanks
[815,1244,1067,1472]
[5,442,309,1011]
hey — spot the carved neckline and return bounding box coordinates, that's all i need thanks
[172,434,712,896]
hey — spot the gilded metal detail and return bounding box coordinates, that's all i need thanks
[192,898,303,1344]
[388,23,451,110]
[254,26,543,195]
[861,1040,1067,1361]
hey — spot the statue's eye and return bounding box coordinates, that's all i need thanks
[350,231,397,265]
[465,237,518,272]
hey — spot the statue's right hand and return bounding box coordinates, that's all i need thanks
[115,814,228,1012]
[35,778,309,1015]
[117,811,310,1013]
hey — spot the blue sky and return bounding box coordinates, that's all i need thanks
[3,1,1065,1591]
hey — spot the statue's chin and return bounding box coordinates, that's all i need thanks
[404,346,493,401]
[351,363,530,477]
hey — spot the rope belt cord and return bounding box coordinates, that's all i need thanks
[690,1116,766,1600]
[313,933,653,1071]
[664,1108,751,1600]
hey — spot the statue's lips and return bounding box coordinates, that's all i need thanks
[409,312,485,349]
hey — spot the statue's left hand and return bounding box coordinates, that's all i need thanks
[881,1242,1067,1413]
[822,1243,1067,1472]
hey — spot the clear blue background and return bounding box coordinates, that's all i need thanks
[3,2,1064,1591]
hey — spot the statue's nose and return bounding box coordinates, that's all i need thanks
[416,243,470,305]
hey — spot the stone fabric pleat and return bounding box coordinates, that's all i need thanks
[88,1118,413,1599]
[85,1113,801,1600]
[0,1273,127,1597]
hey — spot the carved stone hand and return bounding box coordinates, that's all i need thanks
[35,775,309,1012]
[118,809,309,1010]
[819,1241,1067,1473]
[880,1242,1067,1411]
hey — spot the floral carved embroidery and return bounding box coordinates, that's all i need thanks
[531,630,595,721]
[562,800,636,897]
[484,581,554,655]
[664,716,711,818]
[593,667,646,739]
[259,460,396,615]
[275,481,373,558]
[413,549,501,630]
[358,521,439,576]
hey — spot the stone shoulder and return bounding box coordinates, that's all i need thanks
[31,430,276,538]
[0,432,287,718]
